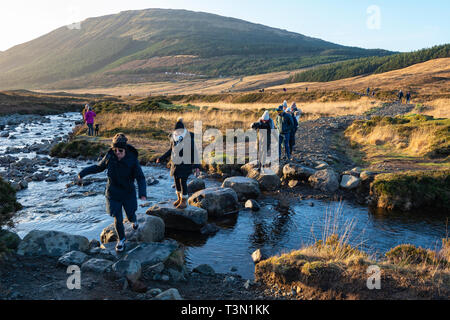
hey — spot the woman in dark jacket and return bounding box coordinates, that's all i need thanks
[77,133,147,252]
[157,118,200,209]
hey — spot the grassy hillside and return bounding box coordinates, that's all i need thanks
[0,90,112,115]
[289,44,450,83]
[0,8,391,90]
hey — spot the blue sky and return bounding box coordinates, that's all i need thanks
[0,0,448,51]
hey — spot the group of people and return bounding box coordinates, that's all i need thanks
[77,118,199,252]
[251,100,302,164]
[398,90,412,104]
[82,104,97,136]
[77,100,302,252]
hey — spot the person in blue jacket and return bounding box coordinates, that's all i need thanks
[77,133,147,252]
[275,105,294,161]
[286,106,298,153]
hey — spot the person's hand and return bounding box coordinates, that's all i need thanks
[156,158,160,164]
[140,196,147,201]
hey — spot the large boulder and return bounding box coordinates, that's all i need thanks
[100,215,165,244]
[222,176,260,201]
[308,169,339,193]
[17,230,89,257]
[188,187,239,217]
[246,168,281,191]
[340,175,361,190]
[240,160,258,175]
[122,240,180,267]
[283,163,316,181]
[81,258,114,273]
[187,178,206,194]
[58,251,89,267]
[146,202,208,232]
[111,259,142,283]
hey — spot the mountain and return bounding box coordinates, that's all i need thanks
[0,8,393,90]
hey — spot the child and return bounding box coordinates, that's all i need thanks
[77,133,147,252]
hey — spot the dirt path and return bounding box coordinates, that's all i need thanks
[291,102,416,172]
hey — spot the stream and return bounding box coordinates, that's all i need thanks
[1,112,448,280]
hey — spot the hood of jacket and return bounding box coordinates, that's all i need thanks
[107,144,139,160]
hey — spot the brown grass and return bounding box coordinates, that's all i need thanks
[420,99,450,118]
[44,58,449,101]
[180,96,380,120]
[268,58,450,99]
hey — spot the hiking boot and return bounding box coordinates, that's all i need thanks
[176,198,187,209]
[173,192,181,207]
[132,221,139,231]
[116,238,126,252]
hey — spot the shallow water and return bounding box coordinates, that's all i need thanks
[2,112,448,280]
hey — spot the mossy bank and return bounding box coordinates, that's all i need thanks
[369,170,450,212]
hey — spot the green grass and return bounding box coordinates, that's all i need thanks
[0,177,22,229]
[345,115,450,160]
[50,138,109,159]
[0,177,22,255]
[371,170,450,211]
[100,127,168,141]
[385,244,445,267]
[93,97,200,114]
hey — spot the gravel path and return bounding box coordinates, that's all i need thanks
[291,102,416,171]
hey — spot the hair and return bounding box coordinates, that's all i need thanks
[111,133,128,148]
[174,119,185,130]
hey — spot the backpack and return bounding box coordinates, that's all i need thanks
[276,113,293,134]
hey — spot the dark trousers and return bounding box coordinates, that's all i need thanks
[279,133,291,159]
[289,130,296,152]
[174,176,188,197]
[87,123,94,136]
[106,197,137,241]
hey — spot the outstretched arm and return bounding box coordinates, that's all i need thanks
[157,142,173,163]
[78,153,109,179]
[134,159,147,200]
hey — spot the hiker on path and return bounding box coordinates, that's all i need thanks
[366,87,370,96]
[406,92,411,104]
[77,133,147,252]
[286,107,298,154]
[291,103,302,123]
[398,90,404,103]
[275,105,294,161]
[251,110,275,171]
[82,104,89,123]
[157,118,200,209]
[84,106,96,136]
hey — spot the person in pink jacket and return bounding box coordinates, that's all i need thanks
[84,107,96,136]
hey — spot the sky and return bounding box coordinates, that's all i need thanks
[0,0,448,52]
